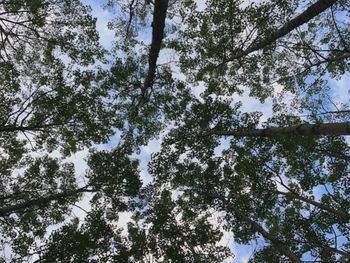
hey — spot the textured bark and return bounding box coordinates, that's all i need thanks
[229,0,337,60]
[142,0,169,96]
[275,190,350,221]
[210,122,350,137]
[0,187,93,217]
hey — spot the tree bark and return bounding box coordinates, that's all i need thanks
[209,122,350,137]
[229,0,337,61]
[142,0,169,95]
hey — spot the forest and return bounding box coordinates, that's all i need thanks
[0,0,349,262]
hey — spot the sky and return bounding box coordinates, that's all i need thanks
[73,0,350,262]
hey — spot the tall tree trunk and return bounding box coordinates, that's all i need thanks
[209,122,350,137]
[141,0,169,100]
[229,0,337,61]
[0,187,94,217]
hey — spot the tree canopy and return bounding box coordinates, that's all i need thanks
[0,0,349,262]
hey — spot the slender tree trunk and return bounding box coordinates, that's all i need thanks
[209,122,350,137]
[275,190,350,221]
[0,187,93,217]
[142,0,169,95]
[229,0,337,60]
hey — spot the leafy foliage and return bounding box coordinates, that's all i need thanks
[0,0,350,262]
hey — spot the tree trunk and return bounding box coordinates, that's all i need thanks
[0,187,93,217]
[229,0,337,60]
[142,0,169,95]
[209,122,350,137]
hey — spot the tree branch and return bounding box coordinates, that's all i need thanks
[228,0,337,61]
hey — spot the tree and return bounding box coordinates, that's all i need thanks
[0,2,227,261]
[0,0,125,259]
[0,147,143,261]
[125,188,232,262]
[142,0,350,261]
[150,125,350,261]
[226,0,337,61]
[173,0,350,100]
[141,84,349,261]
[1,0,350,262]
[0,0,117,155]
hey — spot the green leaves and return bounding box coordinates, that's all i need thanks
[0,0,349,262]
[42,211,127,262]
[87,148,141,198]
